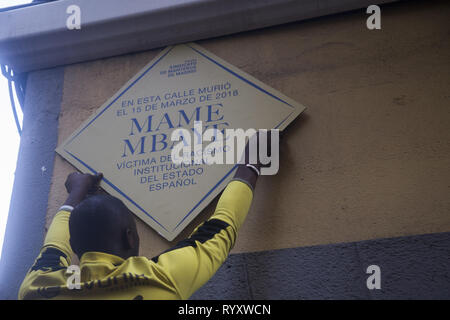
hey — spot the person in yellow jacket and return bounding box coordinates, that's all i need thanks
[18,139,266,299]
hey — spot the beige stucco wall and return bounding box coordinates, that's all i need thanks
[46,1,450,259]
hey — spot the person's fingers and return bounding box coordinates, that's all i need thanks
[65,172,77,186]
[94,172,103,182]
[85,172,102,194]
[92,172,103,188]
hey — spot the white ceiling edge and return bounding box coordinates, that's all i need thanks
[0,0,397,73]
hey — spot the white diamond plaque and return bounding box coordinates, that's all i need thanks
[56,43,305,241]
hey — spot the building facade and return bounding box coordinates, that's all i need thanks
[0,0,449,299]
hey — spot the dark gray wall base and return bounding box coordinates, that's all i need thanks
[191,232,450,300]
[0,67,65,300]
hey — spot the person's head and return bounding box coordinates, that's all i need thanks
[69,194,140,260]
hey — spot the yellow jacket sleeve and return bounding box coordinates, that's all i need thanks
[150,180,253,299]
[18,210,74,299]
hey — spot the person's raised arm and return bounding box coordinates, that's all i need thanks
[18,172,102,299]
[150,132,273,299]
[42,172,103,255]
